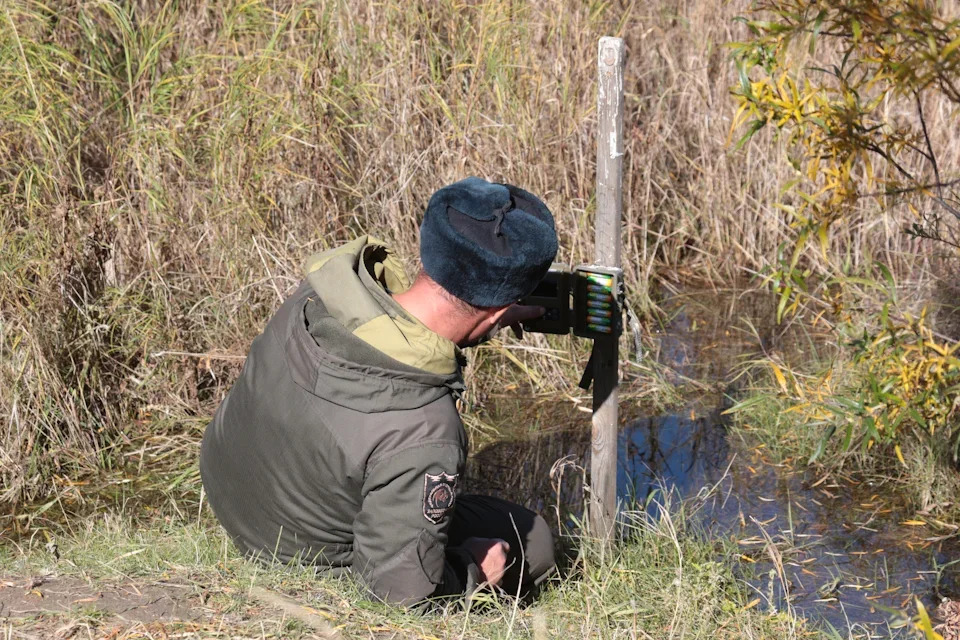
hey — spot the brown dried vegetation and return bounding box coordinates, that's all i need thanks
[1,0,955,515]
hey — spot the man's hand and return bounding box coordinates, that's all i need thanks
[462,537,511,586]
[499,304,546,340]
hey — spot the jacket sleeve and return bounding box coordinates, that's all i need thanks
[352,440,479,606]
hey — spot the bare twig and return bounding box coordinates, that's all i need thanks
[859,177,960,198]
[150,351,246,361]
[864,142,960,221]
[914,90,943,197]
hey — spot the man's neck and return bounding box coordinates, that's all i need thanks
[392,285,473,346]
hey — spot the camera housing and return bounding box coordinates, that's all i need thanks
[520,264,623,339]
[572,265,622,339]
[519,264,571,334]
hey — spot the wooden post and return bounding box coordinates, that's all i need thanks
[590,36,624,541]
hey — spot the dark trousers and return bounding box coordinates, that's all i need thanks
[447,494,556,597]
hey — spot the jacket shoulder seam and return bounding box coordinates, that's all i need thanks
[367,438,464,477]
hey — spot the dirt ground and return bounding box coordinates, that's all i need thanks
[1,575,201,621]
[0,575,339,639]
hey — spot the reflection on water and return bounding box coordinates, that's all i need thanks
[707,447,959,635]
[465,286,959,637]
[465,404,730,529]
[467,408,959,635]
[618,408,729,512]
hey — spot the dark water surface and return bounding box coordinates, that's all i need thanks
[466,286,960,638]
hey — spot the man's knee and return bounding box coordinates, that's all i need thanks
[525,513,556,583]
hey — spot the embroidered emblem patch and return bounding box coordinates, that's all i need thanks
[423,471,458,524]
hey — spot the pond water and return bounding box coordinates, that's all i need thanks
[466,285,960,638]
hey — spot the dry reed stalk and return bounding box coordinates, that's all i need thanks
[1,0,957,509]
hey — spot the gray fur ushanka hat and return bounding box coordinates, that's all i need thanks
[419,176,558,307]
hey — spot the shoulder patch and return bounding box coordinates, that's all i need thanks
[423,471,459,524]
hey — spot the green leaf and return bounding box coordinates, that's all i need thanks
[776,285,793,323]
[779,179,801,195]
[851,19,861,43]
[746,20,792,34]
[835,396,864,412]
[906,408,928,430]
[809,424,837,464]
[875,261,895,292]
[721,394,769,415]
[810,10,826,54]
[822,620,845,640]
[878,392,905,407]
[841,420,855,452]
[861,416,880,451]
[943,35,960,59]
[737,60,753,98]
[734,119,765,150]
[821,403,852,419]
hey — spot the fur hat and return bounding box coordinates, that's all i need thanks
[419,177,558,307]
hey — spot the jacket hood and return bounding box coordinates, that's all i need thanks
[297,236,463,414]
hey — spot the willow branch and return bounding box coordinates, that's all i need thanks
[864,142,960,221]
[859,177,960,198]
[915,90,942,197]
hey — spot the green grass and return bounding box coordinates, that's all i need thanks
[2,491,820,639]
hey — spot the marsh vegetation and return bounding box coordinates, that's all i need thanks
[2,0,959,638]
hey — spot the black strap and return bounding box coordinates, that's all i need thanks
[578,345,596,390]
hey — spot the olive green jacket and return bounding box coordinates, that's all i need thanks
[199,237,478,605]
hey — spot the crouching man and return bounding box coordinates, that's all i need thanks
[200,177,558,606]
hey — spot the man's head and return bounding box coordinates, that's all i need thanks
[420,176,558,307]
[394,177,558,347]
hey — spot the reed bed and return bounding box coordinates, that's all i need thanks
[1,0,956,510]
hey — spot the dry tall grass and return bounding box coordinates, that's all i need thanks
[1,0,954,509]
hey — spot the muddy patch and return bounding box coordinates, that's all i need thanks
[0,575,201,622]
[0,575,339,639]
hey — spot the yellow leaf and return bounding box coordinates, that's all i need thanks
[924,341,954,357]
[742,598,762,611]
[895,445,906,467]
[302,606,335,620]
[770,362,788,393]
[942,35,960,59]
[915,598,945,640]
[901,520,927,526]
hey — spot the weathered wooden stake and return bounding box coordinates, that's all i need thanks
[590,36,624,541]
